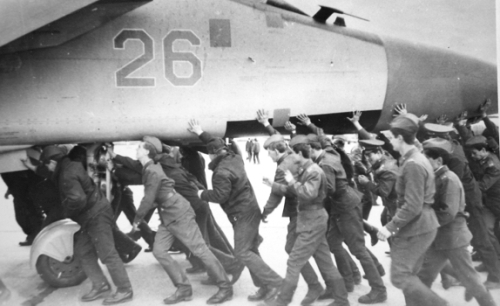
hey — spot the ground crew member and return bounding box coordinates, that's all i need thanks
[261,134,324,306]
[187,120,283,302]
[309,134,387,304]
[132,136,232,305]
[357,139,398,228]
[426,122,500,288]
[417,140,497,306]
[465,135,500,290]
[377,113,447,306]
[264,135,349,306]
[37,146,133,305]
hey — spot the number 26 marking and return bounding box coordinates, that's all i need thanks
[113,29,202,87]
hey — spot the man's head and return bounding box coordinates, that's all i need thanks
[40,146,66,172]
[307,134,322,159]
[422,138,452,170]
[289,135,310,161]
[359,139,384,165]
[264,134,287,162]
[137,136,162,160]
[389,113,419,152]
[466,136,490,161]
[206,137,227,160]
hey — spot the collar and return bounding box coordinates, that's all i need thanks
[208,151,231,170]
[142,160,155,172]
[401,147,419,164]
[434,165,448,177]
[277,151,291,165]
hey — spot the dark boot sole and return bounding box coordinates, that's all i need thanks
[102,296,133,305]
[163,296,193,305]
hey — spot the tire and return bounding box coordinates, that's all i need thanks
[36,254,87,288]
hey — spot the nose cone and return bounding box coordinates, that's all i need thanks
[374,36,497,131]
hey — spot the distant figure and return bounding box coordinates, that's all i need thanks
[245,138,253,162]
[252,138,260,164]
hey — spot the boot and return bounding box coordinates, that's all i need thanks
[248,287,269,302]
[275,279,296,306]
[330,279,350,306]
[163,286,192,304]
[364,223,379,246]
[358,289,387,304]
[300,283,324,306]
[102,289,133,305]
[81,282,111,302]
[206,287,233,304]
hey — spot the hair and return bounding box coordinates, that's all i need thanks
[390,127,416,145]
[268,141,287,153]
[310,142,322,150]
[468,142,489,152]
[69,145,88,170]
[292,143,310,158]
[143,142,157,159]
[423,147,450,165]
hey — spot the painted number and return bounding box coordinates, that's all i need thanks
[164,30,202,86]
[113,29,202,87]
[114,29,155,87]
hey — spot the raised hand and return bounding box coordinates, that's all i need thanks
[297,114,311,126]
[284,121,296,132]
[347,110,362,123]
[393,103,407,116]
[435,114,448,125]
[256,109,269,125]
[187,119,203,135]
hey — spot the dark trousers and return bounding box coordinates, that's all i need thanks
[231,208,282,288]
[391,230,448,306]
[279,212,345,305]
[327,206,385,292]
[1,171,45,239]
[112,187,155,246]
[418,246,496,306]
[187,205,243,274]
[285,216,320,288]
[74,207,131,291]
[153,210,230,289]
[468,205,500,282]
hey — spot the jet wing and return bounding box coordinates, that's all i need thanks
[0,0,99,47]
[0,0,151,53]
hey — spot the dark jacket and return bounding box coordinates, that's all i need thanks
[314,150,361,214]
[262,151,301,218]
[385,148,439,238]
[475,153,500,217]
[52,157,108,226]
[365,156,398,216]
[431,166,472,250]
[273,159,329,233]
[134,160,192,226]
[200,151,260,217]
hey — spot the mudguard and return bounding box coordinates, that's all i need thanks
[30,219,81,269]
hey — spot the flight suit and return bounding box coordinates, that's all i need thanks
[272,159,348,306]
[53,157,131,292]
[318,150,386,296]
[134,160,230,290]
[262,151,321,294]
[385,148,445,306]
[417,166,496,306]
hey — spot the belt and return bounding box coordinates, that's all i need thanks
[297,204,324,212]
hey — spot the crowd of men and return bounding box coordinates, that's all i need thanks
[1,99,499,306]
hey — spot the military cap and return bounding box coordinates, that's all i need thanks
[306,133,319,145]
[390,113,419,133]
[289,135,309,147]
[465,135,488,147]
[263,134,285,149]
[359,139,384,153]
[143,136,162,154]
[40,145,66,163]
[318,135,333,149]
[206,137,226,154]
[422,138,453,153]
[424,123,454,135]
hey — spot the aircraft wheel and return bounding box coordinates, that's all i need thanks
[36,254,87,288]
